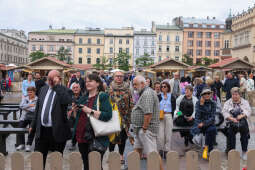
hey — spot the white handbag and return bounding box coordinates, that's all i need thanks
[88,93,121,137]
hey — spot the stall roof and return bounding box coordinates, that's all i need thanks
[209,57,255,69]
[150,58,190,70]
[188,65,212,71]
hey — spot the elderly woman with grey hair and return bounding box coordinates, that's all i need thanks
[222,87,251,160]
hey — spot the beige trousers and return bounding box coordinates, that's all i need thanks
[157,114,173,151]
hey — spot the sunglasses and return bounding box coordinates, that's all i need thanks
[162,86,167,88]
[203,92,211,95]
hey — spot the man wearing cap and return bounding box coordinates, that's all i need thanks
[191,87,217,160]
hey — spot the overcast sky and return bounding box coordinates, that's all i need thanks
[0,0,254,33]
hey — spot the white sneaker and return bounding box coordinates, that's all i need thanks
[25,145,31,152]
[16,144,25,151]
[242,152,247,161]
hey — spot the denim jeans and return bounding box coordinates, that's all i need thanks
[203,125,217,152]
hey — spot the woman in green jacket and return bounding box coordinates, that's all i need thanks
[73,73,112,170]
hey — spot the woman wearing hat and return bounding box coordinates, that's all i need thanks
[191,87,217,160]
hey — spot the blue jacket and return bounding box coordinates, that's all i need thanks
[191,99,216,136]
[223,78,239,100]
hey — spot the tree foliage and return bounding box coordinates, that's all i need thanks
[113,52,131,71]
[29,51,45,62]
[57,47,72,64]
[135,53,154,67]
[93,56,109,70]
[182,54,193,66]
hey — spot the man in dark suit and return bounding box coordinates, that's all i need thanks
[35,72,46,96]
[70,71,85,93]
[30,70,72,168]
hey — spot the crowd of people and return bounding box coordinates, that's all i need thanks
[9,69,255,169]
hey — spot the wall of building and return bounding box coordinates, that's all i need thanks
[104,28,134,67]
[0,33,28,66]
[156,29,183,62]
[133,33,156,67]
[28,33,75,61]
[73,34,104,65]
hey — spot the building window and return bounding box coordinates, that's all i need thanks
[119,39,122,44]
[32,45,36,51]
[206,41,211,47]
[136,48,139,55]
[96,48,100,54]
[214,50,220,56]
[187,49,193,56]
[188,40,193,47]
[79,38,83,44]
[97,39,101,45]
[126,48,129,54]
[159,45,162,52]
[197,40,202,47]
[188,32,194,38]
[49,45,54,52]
[166,46,170,52]
[119,48,122,53]
[39,45,43,51]
[206,32,212,38]
[159,35,162,41]
[144,39,148,46]
[196,50,202,56]
[214,32,220,39]
[176,36,180,42]
[214,41,220,48]
[196,58,202,64]
[224,40,230,49]
[110,47,113,54]
[78,57,82,64]
[79,48,82,54]
[126,39,129,44]
[167,35,170,42]
[87,48,91,54]
[205,50,211,56]
[151,49,154,55]
[197,32,203,38]
[152,40,155,46]
[109,58,113,65]
[136,40,139,46]
[96,58,100,64]
[175,56,179,61]
[67,46,71,52]
[88,38,92,44]
[87,58,91,64]
[175,46,179,52]
[110,39,113,44]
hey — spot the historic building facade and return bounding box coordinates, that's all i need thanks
[0,29,28,66]
[221,13,233,60]
[173,17,225,64]
[28,27,75,62]
[133,29,156,68]
[231,7,255,63]
[104,27,134,67]
[152,22,183,62]
[73,28,104,65]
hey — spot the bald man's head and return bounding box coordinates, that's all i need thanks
[48,70,61,87]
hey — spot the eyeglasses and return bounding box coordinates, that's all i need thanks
[162,86,167,88]
[115,75,124,78]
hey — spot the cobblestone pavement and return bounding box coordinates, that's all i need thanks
[2,92,254,170]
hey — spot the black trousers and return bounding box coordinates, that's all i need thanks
[78,143,105,170]
[109,128,128,155]
[17,119,35,145]
[34,126,66,169]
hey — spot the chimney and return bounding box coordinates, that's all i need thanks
[61,26,65,30]
[213,17,216,19]
[49,25,53,29]
[207,16,210,20]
